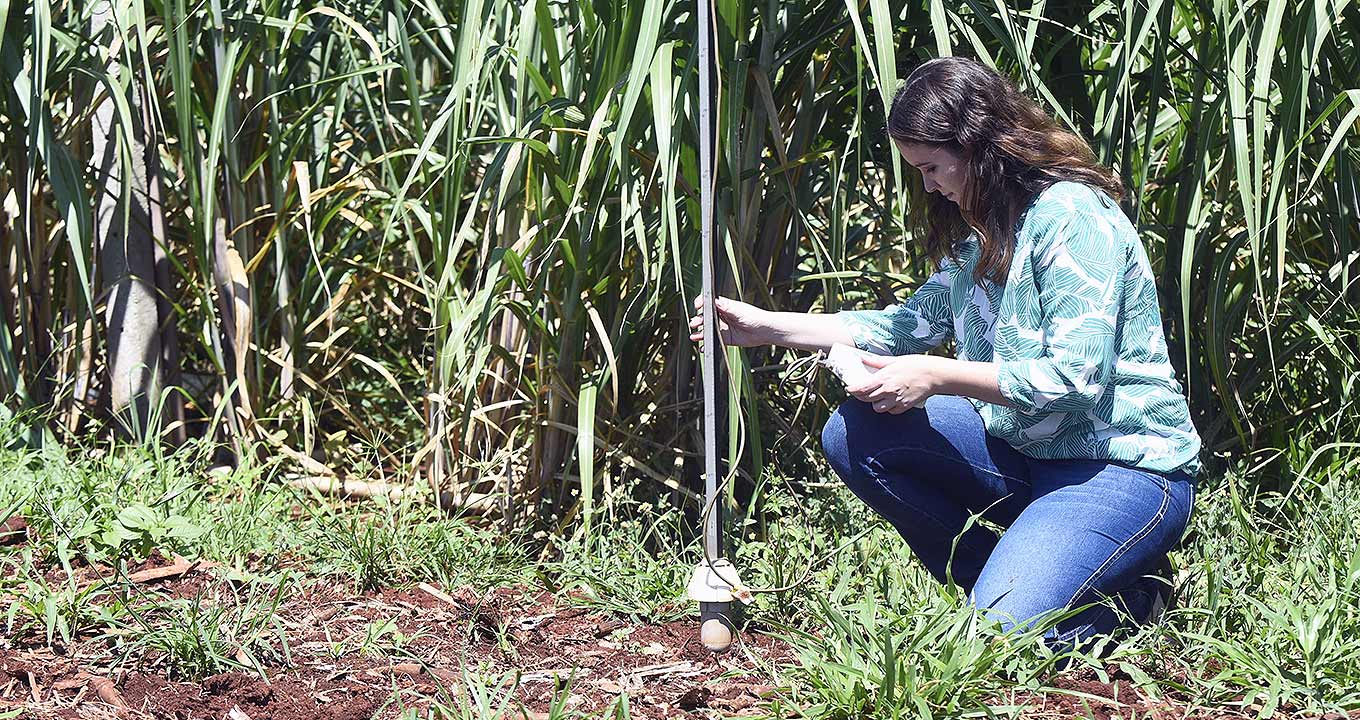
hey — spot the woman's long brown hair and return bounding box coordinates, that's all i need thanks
[887,57,1123,286]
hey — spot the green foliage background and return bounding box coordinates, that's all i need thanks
[2,0,1359,520]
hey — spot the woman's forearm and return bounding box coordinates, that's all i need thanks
[761,311,857,352]
[932,358,1010,407]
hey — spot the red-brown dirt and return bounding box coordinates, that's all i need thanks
[0,515,27,545]
[5,553,1358,719]
[1,554,789,719]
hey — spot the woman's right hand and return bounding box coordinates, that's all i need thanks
[688,295,771,348]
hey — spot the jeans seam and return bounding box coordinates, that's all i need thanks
[1184,480,1196,530]
[1060,472,1171,610]
[870,446,1031,488]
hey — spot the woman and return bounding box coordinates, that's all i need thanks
[689,57,1201,647]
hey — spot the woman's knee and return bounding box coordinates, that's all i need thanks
[820,401,855,482]
[820,399,885,483]
[821,399,929,487]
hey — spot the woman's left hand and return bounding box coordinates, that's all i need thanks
[846,354,946,414]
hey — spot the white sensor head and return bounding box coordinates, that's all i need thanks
[687,559,739,603]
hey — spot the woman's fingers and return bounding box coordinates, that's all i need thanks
[848,378,886,400]
[871,396,913,414]
[844,377,876,395]
[867,394,924,414]
[866,386,899,404]
[857,380,914,413]
[693,294,734,319]
[689,317,729,346]
[861,354,894,369]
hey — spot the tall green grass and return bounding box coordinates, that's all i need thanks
[0,0,1357,526]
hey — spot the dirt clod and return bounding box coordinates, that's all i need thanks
[0,515,28,545]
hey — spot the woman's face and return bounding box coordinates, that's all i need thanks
[895,140,968,208]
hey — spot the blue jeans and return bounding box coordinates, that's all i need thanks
[820,395,1196,647]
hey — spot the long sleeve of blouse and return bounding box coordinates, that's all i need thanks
[836,270,954,356]
[826,181,1203,477]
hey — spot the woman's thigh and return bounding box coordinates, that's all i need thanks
[820,395,1033,531]
[970,460,1196,634]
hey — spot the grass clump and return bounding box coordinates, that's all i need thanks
[1170,465,1360,715]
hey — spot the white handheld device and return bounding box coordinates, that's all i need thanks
[823,343,876,387]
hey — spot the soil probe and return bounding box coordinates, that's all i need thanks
[686,0,739,653]
[683,0,881,651]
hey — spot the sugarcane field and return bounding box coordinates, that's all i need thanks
[3,0,1360,718]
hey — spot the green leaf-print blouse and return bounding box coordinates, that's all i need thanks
[838,181,1202,477]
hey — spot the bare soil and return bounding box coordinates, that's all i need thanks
[4,551,1357,719]
[1,553,788,719]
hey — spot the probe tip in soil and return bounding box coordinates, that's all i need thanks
[700,617,733,652]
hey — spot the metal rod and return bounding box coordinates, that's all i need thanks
[698,0,719,563]
[697,0,731,636]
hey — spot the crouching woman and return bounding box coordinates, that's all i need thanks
[690,56,1201,647]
